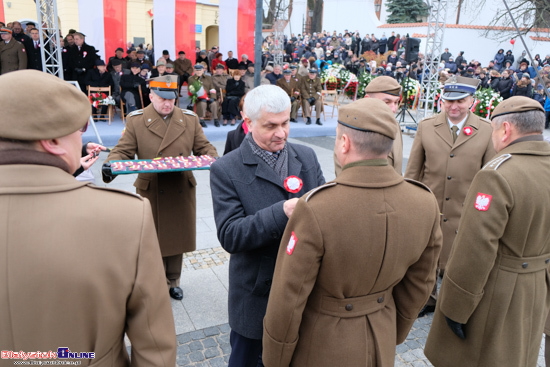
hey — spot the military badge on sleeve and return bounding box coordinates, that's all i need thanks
[286,232,297,255]
[474,192,492,211]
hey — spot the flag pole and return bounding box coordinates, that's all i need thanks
[254,0,263,87]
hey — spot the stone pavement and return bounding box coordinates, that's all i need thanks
[89,125,550,366]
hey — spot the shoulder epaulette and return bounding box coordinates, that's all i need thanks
[404,178,432,193]
[482,153,512,170]
[180,108,198,117]
[127,109,143,117]
[85,184,144,200]
[305,182,337,202]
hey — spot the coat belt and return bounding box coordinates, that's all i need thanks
[319,289,391,318]
[498,252,550,274]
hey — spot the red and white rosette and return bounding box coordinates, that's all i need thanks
[463,126,473,136]
[284,175,303,193]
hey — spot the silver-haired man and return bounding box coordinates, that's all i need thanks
[210,85,325,367]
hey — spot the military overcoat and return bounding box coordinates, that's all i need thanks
[104,104,218,256]
[425,140,550,367]
[263,161,442,367]
[405,111,495,269]
[0,39,27,74]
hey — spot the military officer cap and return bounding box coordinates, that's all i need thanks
[148,75,179,100]
[0,70,90,140]
[441,75,480,100]
[364,76,402,96]
[194,64,204,70]
[491,96,545,120]
[289,65,297,70]
[0,27,12,34]
[283,69,292,75]
[216,64,225,70]
[308,68,318,74]
[157,59,166,66]
[338,98,397,140]
[166,63,174,68]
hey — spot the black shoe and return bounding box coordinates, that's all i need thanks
[316,118,322,126]
[214,119,220,127]
[418,305,435,318]
[306,117,311,125]
[290,118,297,123]
[169,287,183,300]
[200,120,207,128]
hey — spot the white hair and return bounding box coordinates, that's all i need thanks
[244,85,290,123]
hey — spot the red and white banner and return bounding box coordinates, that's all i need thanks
[77,0,127,62]
[219,0,256,63]
[153,0,196,63]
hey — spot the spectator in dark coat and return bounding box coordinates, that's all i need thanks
[26,28,43,71]
[222,74,245,125]
[496,70,514,99]
[379,34,388,54]
[503,50,514,68]
[512,74,533,98]
[387,32,396,51]
[494,49,505,71]
[489,70,501,90]
[68,32,98,92]
[107,48,128,72]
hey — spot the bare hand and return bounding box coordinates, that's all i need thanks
[86,143,107,155]
[283,198,299,218]
[81,153,100,170]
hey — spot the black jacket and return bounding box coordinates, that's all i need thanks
[26,41,43,70]
[85,69,114,89]
[496,77,514,99]
[387,36,396,51]
[223,123,247,155]
[68,43,97,79]
[120,73,147,108]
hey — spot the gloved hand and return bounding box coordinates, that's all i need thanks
[208,98,215,103]
[186,104,194,110]
[290,96,296,103]
[445,316,466,340]
[102,162,116,182]
[75,68,84,74]
[308,97,316,106]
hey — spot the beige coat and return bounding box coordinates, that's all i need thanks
[0,39,27,74]
[0,164,176,366]
[104,105,218,256]
[425,140,550,367]
[263,160,442,367]
[405,111,495,269]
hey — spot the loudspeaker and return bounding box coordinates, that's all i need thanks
[405,37,421,63]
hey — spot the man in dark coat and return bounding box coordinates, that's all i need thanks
[26,28,43,71]
[68,32,97,92]
[120,62,147,111]
[10,21,32,52]
[107,47,127,72]
[210,85,325,367]
[387,32,396,52]
[225,50,239,70]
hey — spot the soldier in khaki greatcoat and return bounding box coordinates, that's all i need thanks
[405,76,495,317]
[102,75,218,301]
[262,98,442,367]
[188,64,220,127]
[276,69,300,122]
[0,70,176,366]
[425,97,550,367]
[0,27,27,74]
[334,76,404,176]
[298,68,323,125]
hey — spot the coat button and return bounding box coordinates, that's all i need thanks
[443,218,448,222]
[522,263,528,268]
[159,152,162,156]
[445,197,450,201]
[447,176,452,180]
[455,230,458,234]
[546,259,550,264]
[450,154,454,158]
[377,297,384,303]
[160,190,164,194]
[345,304,353,311]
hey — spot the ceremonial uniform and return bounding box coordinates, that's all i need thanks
[405,111,495,270]
[299,75,323,120]
[276,76,300,120]
[425,137,550,367]
[188,73,219,122]
[0,39,27,74]
[104,104,218,287]
[212,73,230,95]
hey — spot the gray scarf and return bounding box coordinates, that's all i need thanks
[246,133,288,180]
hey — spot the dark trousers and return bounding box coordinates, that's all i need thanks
[545,111,550,129]
[228,330,264,367]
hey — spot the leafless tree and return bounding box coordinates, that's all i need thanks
[263,0,293,27]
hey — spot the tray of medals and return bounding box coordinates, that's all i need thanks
[110,155,216,175]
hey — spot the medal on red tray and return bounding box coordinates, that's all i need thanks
[284,176,303,193]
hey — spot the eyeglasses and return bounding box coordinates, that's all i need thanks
[79,120,89,133]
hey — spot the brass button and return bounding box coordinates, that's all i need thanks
[522,263,528,269]
[447,176,452,180]
[345,304,353,311]
[377,297,384,303]
[450,154,454,158]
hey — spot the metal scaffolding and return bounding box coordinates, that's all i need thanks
[417,0,448,121]
[36,0,64,79]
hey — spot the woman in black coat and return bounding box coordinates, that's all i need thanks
[222,73,245,125]
[496,70,514,99]
[512,74,533,98]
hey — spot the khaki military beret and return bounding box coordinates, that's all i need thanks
[338,98,397,139]
[0,70,90,140]
[364,76,402,96]
[491,96,545,120]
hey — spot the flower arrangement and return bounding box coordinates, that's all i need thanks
[89,93,115,108]
[187,79,207,105]
[325,75,338,90]
[471,88,503,119]
[320,64,359,99]
[357,73,376,99]
[400,78,422,109]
